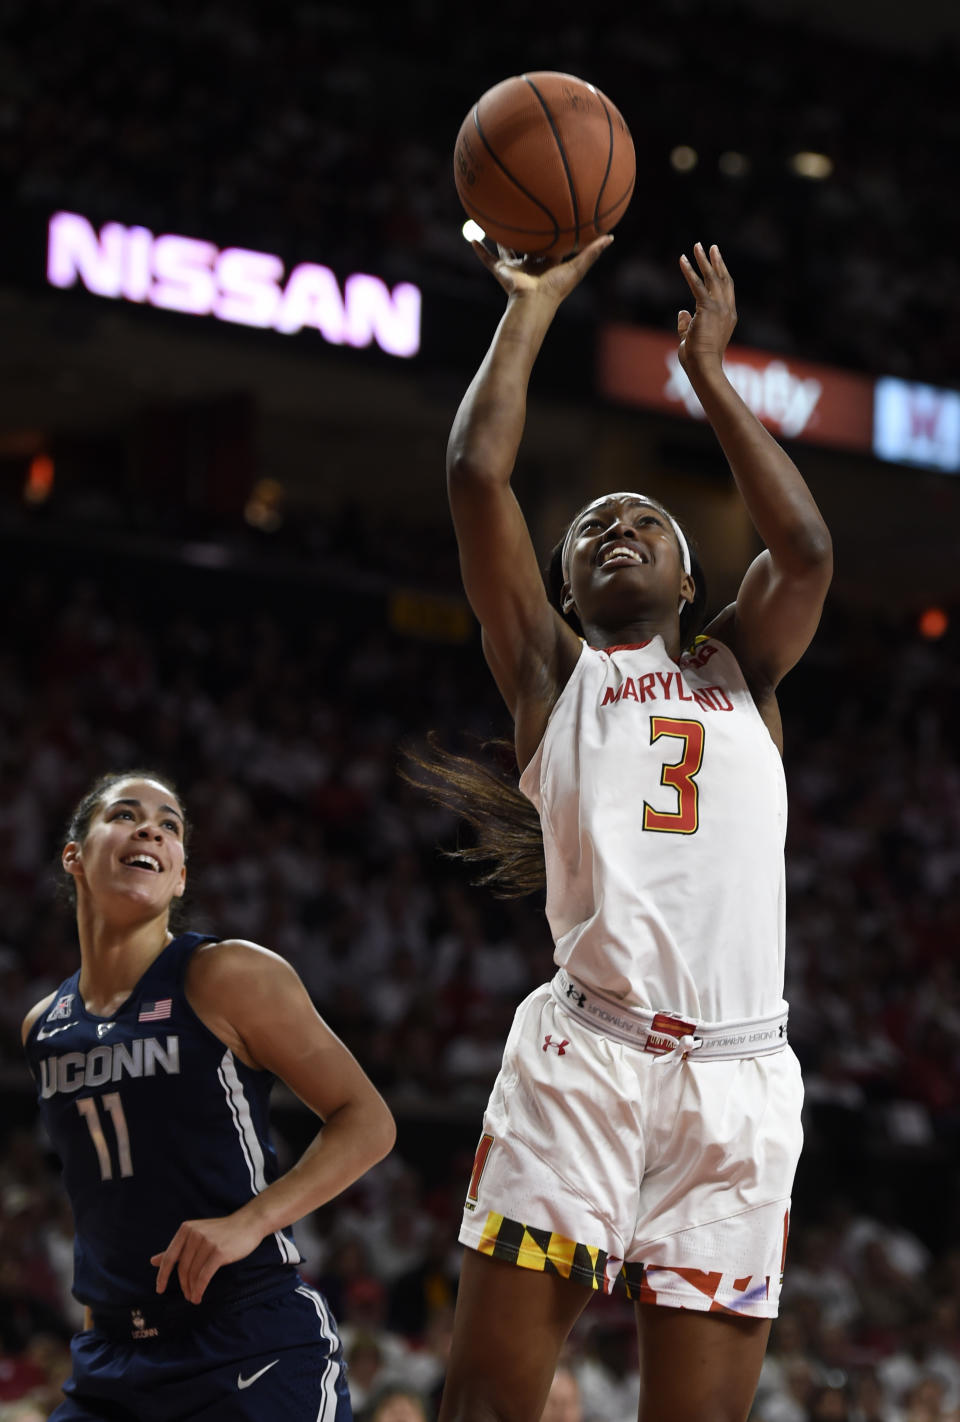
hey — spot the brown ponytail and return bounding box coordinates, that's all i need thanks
[400,734,545,898]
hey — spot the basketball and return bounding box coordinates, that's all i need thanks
[453,71,636,259]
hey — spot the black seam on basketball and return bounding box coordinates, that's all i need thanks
[458,199,616,240]
[596,177,636,223]
[594,95,616,226]
[460,189,631,238]
[471,105,559,246]
[524,76,580,248]
[456,204,558,255]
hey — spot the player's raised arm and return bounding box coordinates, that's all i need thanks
[447,238,612,735]
[679,243,833,695]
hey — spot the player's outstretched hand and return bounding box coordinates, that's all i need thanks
[472,233,613,305]
[151,1211,265,1305]
[677,241,737,374]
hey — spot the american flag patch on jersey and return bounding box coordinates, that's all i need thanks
[138,999,173,1022]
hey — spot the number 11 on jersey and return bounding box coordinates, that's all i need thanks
[77,1093,134,1180]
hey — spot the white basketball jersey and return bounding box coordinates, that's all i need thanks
[518,636,788,1022]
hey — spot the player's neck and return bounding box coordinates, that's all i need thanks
[75,906,173,1016]
[584,614,682,659]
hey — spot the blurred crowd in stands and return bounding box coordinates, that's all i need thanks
[2,3,960,1413]
[3,0,960,385]
[0,508,956,1417]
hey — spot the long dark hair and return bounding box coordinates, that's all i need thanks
[404,522,708,898]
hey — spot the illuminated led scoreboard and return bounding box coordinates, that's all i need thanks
[46,211,422,358]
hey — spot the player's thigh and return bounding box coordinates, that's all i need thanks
[196,1285,350,1422]
[193,1353,351,1422]
[636,1303,771,1422]
[438,1249,592,1422]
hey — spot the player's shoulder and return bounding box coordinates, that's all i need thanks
[190,937,290,971]
[185,938,309,1051]
[697,602,736,648]
[21,991,58,1047]
[187,938,297,998]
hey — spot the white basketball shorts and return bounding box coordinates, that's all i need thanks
[458,983,804,1317]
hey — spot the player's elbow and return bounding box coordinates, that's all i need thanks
[326,1092,396,1181]
[447,441,510,494]
[784,520,833,580]
[447,447,487,490]
[366,1099,398,1165]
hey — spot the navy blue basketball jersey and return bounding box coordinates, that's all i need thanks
[25,932,302,1310]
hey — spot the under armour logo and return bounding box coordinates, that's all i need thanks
[565,984,587,1008]
[543,1035,569,1055]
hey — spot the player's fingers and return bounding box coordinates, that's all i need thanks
[176,1235,209,1304]
[152,1227,186,1294]
[495,243,526,265]
[571,233,614,278]
[679,253,706,299]
[470,239,500,273]
[711,243,732,282]
[693,241,715,286]
[190,1247,225,1304]
[576,233,614,264]
[176,1251,203,1302]
[677,310,692,337]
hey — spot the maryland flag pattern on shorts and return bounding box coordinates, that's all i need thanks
[627,1264,772,1313]
[476,1211,610,1293]
[475,1211,773,1314]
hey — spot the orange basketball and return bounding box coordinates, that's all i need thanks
[453,71,635,258]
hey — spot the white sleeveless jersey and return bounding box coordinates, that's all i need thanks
[518,636,788,1023]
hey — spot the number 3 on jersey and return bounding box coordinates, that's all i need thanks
[642,717,705,834]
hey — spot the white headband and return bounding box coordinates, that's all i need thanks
[561,493,692,587]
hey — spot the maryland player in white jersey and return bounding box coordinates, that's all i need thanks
[433,239,833,1422]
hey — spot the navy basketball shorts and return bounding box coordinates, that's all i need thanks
[51,1282,352,1421]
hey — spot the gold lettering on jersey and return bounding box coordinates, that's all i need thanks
[39,1036,181,1098]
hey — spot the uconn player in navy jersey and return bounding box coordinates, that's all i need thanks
[429,241,833,1422]
[22,771,396,1421]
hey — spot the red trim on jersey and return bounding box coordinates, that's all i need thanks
[603,641,652,653]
